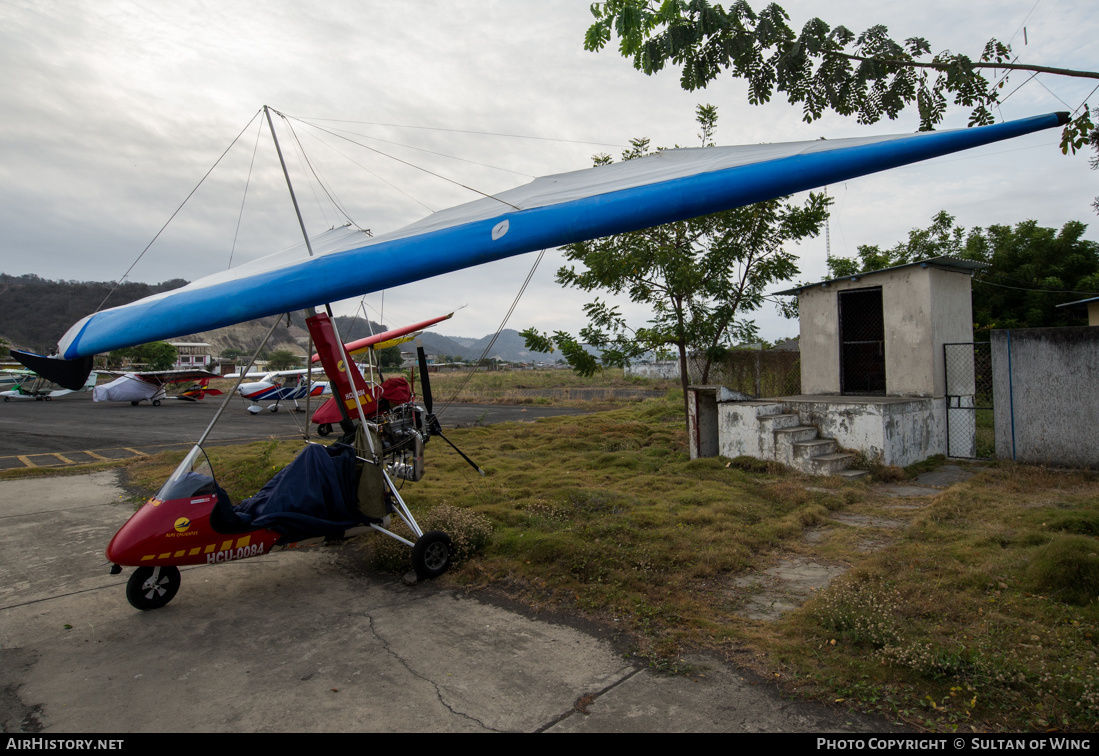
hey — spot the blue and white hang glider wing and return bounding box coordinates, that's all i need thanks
[20,112,1067,388]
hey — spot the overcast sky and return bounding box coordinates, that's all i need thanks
[1,0,1096,347]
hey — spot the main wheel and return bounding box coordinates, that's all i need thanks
[44,396,51,401]
[126,566,181,610]
[152,399,161,407]
[317,423,332,437]
[411,531,452,579]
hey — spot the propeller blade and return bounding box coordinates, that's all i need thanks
[416,346,433,415]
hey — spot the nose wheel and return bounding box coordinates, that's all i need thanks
[126,566,181,610]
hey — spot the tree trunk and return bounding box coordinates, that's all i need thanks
[678,342,690,424]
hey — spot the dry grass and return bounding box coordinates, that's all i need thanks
[102,395,1099,732]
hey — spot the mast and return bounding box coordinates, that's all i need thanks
[264,106,375,452]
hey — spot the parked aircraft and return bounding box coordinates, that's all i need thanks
[1,368,98,401]
[92,370,222,406]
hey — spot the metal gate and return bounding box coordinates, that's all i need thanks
[943,342,994,459]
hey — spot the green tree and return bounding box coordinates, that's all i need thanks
[825,212,1099,333]
[267,349,301,370]
[523,104,829,419]
[108,341,178,371]
[376,344,403,369]
[584,1,1097,154]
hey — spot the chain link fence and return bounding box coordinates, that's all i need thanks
[944,342,994,459]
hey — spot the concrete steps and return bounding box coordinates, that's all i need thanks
[763,411,867,478]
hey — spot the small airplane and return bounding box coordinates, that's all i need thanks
[1,368,98,401]
[9,109,1066,610]
[92,369,223,406]
[231,367,331,414]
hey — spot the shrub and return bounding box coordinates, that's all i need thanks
[1024,535,1099,606]
[370,504,493,574]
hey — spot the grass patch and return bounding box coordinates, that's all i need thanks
[424,367,674,407]
[77,395,1099,731]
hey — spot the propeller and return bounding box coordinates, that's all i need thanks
[417,346,484,476]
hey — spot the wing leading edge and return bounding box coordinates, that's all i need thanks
[51,112,1066,365]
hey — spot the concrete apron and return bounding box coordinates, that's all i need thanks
[1,471,895,733]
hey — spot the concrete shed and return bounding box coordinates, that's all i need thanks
[775,257,986,398]
[690,257,987,473]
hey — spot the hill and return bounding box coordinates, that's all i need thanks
[0,274,556,362]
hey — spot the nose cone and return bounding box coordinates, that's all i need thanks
[106,499,165,565]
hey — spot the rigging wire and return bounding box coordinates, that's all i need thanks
[272,109,522,211]
[293,122,438,214]
[280,115,335,231]
[296,119,536,178]
[436,249,547,417]
[95,108,264,314]
[287,115,626,149]
[282,116,370,234]
[228,117,264,270]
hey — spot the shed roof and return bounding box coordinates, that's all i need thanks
[1055,296,1099,309]
[772,256,989,297]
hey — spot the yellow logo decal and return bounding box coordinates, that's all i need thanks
[174,517,191,532]
[337,359,346,373]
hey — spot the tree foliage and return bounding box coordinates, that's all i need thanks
[584,1,1097,154]
[108,341,178,371]
[267,349,301,370]
[523,104,829,417]
[376,344,403,369]
[825,211,1099,333]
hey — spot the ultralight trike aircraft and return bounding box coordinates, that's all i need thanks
[12,106,1069,610]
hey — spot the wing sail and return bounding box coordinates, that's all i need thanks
[55,112,1067,362]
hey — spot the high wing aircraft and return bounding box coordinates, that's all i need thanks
[92,369,222,406]
[231,367,330,414]
[10,110,1067,610]
[1,368,98,401]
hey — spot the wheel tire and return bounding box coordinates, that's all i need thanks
[411,531,452,579]
[153,399,161,407]
[44,396,51,401]
[317,423,332,437]
[3,397,8,402]
[125,566,180,610]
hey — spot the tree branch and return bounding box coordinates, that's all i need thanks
[831,52,1099,81]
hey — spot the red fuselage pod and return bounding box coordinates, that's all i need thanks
[106,494,280,567]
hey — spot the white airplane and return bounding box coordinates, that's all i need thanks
[226,367,331,414]
[2,368,98,401]
[92,369,222,406]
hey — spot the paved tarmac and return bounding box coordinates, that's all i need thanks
[0,392,586,471]
[0,472,905,734]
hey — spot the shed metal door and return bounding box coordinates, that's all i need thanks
[839,287,885,395]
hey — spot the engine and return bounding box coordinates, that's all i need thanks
[376,402,427,481]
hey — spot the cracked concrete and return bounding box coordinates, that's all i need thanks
[1,471,900,733]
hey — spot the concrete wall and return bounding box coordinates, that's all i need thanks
[784,397,944,467]
[798,266,975,398]
[625,361,681,380]
[992,327,1099,468]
